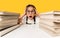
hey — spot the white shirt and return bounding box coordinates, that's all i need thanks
[22,16,40,25]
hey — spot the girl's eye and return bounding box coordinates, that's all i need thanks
[31,10,34,12]
[27,11,30,12]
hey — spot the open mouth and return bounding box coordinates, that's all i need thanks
[29,16,32,18]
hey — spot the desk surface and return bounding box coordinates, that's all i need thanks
[1,24,60,38]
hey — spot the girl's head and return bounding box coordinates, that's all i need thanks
[25,4,36,20]
[25,4,36,24]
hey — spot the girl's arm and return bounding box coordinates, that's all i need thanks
[17,13,26,24]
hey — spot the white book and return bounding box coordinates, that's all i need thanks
[0,11,20,37]
[39,11,60,35]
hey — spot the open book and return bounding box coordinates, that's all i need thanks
[39,11,60,36]
[0,11,21,37]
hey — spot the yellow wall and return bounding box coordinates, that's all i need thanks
[0,0,60,15]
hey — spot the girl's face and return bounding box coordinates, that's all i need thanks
[26,7,35,20]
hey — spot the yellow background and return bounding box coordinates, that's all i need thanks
[0,0,60,14]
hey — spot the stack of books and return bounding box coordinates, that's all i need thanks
[0,11,20,37]
[39,11,60,35]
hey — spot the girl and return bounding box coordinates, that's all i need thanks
[17,4,40,24]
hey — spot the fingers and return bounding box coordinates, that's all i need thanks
[17,17,22,24]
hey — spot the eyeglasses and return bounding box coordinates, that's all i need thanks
[26,10,35,13]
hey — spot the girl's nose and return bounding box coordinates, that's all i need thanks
[30,12,32,14]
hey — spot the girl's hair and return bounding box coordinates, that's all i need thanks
[25,4,36,24]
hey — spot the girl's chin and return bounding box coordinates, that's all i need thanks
[28,17,33,20]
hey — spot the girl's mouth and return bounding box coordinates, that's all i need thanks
[29,16,32,18]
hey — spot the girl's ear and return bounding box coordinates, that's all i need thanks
[34,10,37,16]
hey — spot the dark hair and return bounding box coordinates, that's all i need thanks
[25,4,36,12]
[25,4,36,24]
